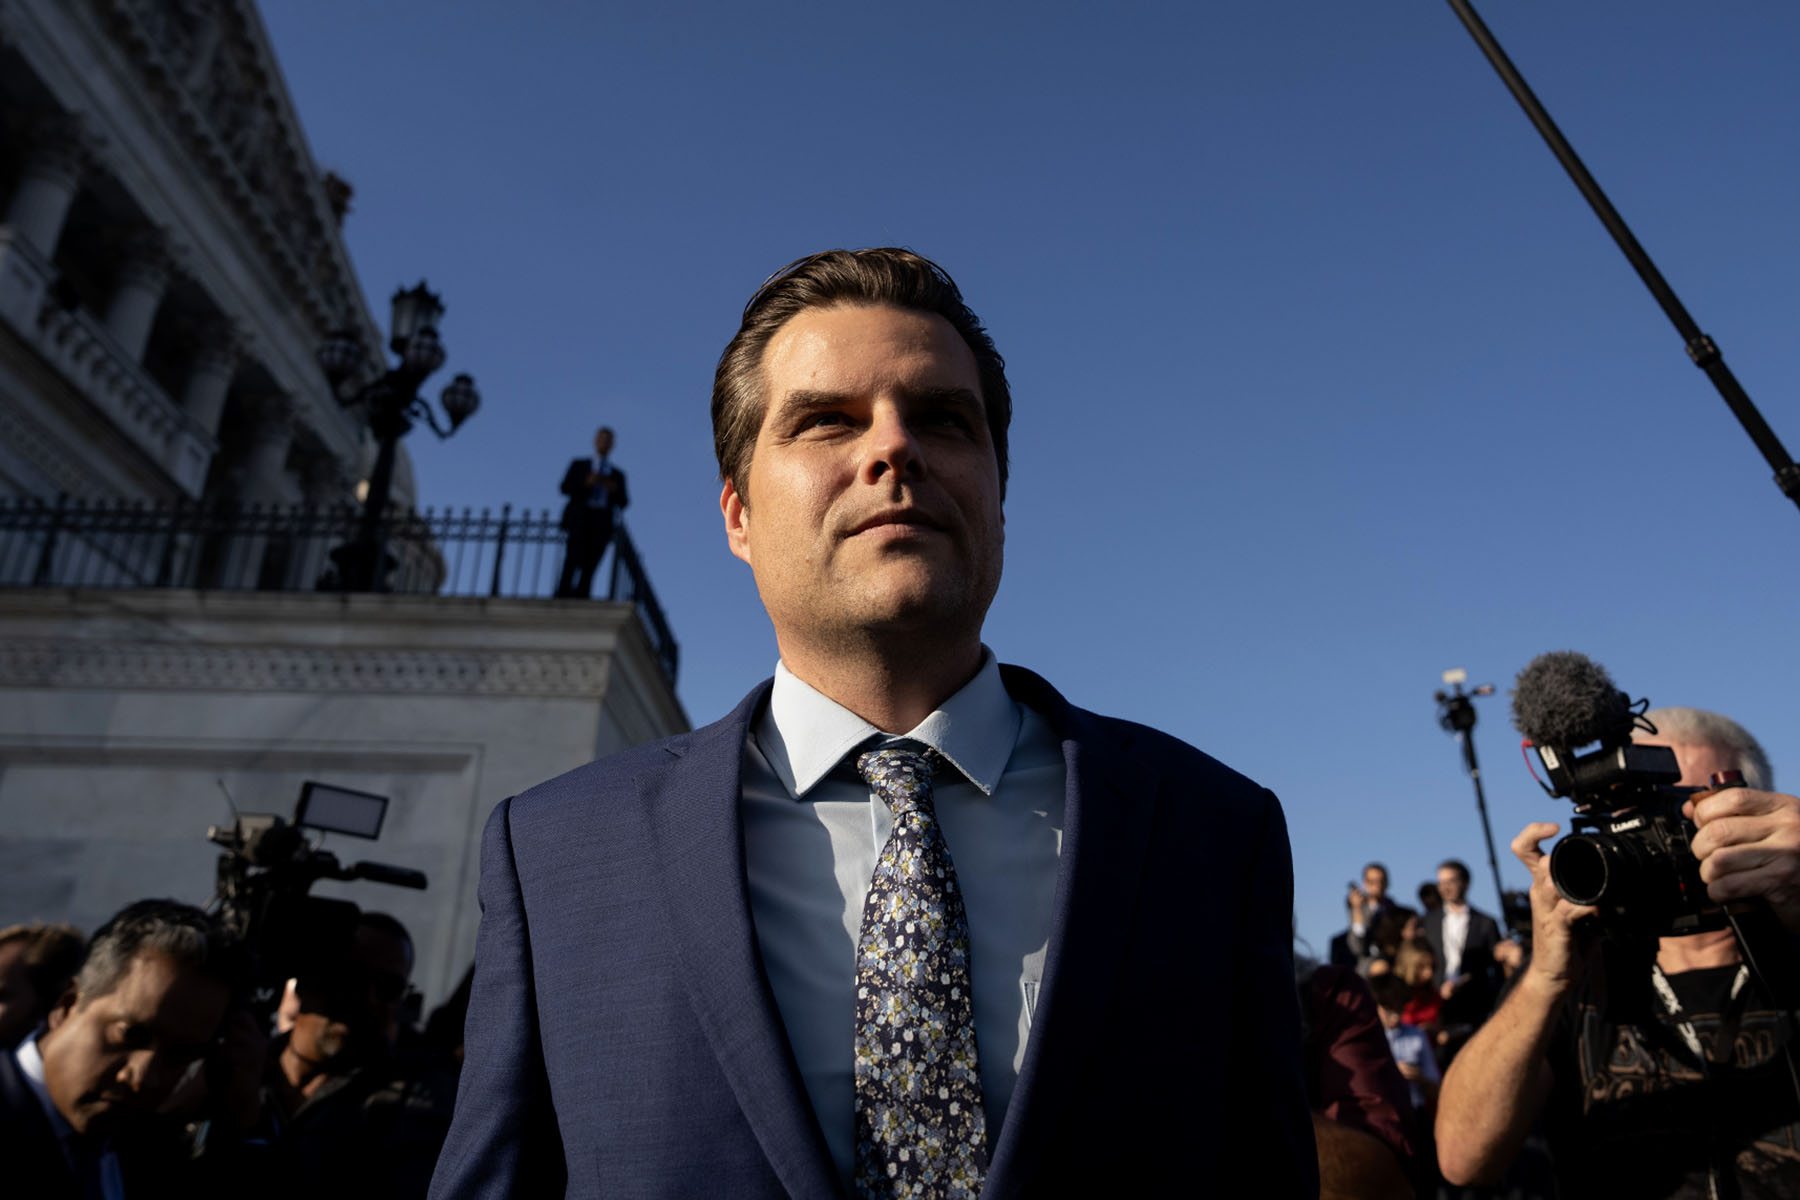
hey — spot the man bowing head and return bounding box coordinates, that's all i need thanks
[432,249,1315,1199]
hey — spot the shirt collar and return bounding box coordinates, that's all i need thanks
[760,648,1020,799]
[15,1032,72,1140]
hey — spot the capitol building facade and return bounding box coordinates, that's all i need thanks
[0,0,687,1005]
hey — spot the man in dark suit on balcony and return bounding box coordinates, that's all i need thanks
[554,426,628,599]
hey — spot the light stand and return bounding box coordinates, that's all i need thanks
[1436,668,1508,916]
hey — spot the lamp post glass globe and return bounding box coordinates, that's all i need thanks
[441,373,480,431]
[388,282,444,354]
[317,329,364,387]
[401,327,447,378]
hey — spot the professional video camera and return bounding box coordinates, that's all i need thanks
[208,781,426,1010]
[1510,651,1734,939]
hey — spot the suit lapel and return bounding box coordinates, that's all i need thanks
[643,682,843,1199]
[985,668,1160,1191]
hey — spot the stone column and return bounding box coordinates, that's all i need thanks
[288,454,353,589]
[3,117,91,257]
[102,230,172,364]
[216,395,299,589]
[234,395,299,504]
[0,116,94,329]
[179,320,243,437]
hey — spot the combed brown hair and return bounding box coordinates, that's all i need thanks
[710,247,1012,502]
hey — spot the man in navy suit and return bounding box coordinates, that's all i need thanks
[432,248,1316,1198]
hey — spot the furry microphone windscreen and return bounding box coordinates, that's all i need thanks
[1510,650,1632,750]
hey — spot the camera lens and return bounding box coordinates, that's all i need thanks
[1550,834,1617,906]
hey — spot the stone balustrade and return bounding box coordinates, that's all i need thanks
[0,235,216,497]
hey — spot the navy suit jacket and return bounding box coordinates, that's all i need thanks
[431,666,1317,1198]
[0,1045,79,1200]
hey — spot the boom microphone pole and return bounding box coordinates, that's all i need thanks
[1436,669,1507,916]
[1446,0,1800,514]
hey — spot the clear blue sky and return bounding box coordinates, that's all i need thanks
[260,1,1800,957]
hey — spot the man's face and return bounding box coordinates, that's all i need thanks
[1437,867,1468,906]
[1362,867,1388,903]
[594,428,614,457]
[1376,1004,1401,1030]
[722,303,1003,655]
[0,941,45,1048]
[38,951,228,1136]
[290,925,413,1068]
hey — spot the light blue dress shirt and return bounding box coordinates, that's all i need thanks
[16,1033,125,1199]
[740,650,1066,1188]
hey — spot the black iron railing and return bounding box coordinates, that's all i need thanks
[0,496,678,684]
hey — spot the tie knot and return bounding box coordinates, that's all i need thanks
[855,745,938,816]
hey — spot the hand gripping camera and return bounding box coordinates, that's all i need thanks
[1511,652,1735,938]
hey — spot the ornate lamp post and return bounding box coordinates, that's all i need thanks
[316,281,480,591]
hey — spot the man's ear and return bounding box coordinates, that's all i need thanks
[44,983,79,1033]
[721,479,752,566]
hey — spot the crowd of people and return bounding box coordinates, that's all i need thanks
[0,899,470,1198]
[1303,705,1800,1200]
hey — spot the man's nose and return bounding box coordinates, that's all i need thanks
[861,405,925,484]
[120,1049,178,1098]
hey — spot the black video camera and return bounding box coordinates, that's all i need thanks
[1513,652,1731,939]
[208,781,426,1013]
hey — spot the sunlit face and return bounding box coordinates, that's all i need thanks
[722,304,1003,656]
[1437,866,1468,906]
[38,951,228,1136]
[1362,866,1388,903]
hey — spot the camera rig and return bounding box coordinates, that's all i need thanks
[208,781,425,1011]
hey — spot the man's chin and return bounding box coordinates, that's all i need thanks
[75,1097,138,1137]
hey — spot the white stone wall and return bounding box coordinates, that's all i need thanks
[0,589,689,1006]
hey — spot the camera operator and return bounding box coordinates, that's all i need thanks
[1436,707,1800,1198]
[0,899,266,1198]
[263,910,452,1200]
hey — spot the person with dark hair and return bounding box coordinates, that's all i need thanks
[1300,958,1416,1200]
[0,899,261,1198]
[264,911,451,1200]
[554,426,629,598]
[0,922,85,1049]
[434,247,1314,1198]
[1422,858,1505,1061]
[1439,707,1800,1197]
[1331,862,1400,972]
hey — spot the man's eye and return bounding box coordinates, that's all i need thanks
[801,412,849,430]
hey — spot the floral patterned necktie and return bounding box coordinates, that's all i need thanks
[852,744,988,1200]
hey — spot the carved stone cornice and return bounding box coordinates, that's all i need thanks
[19,111,103,182]
[0,638,615,698]
[88,0,366,336]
